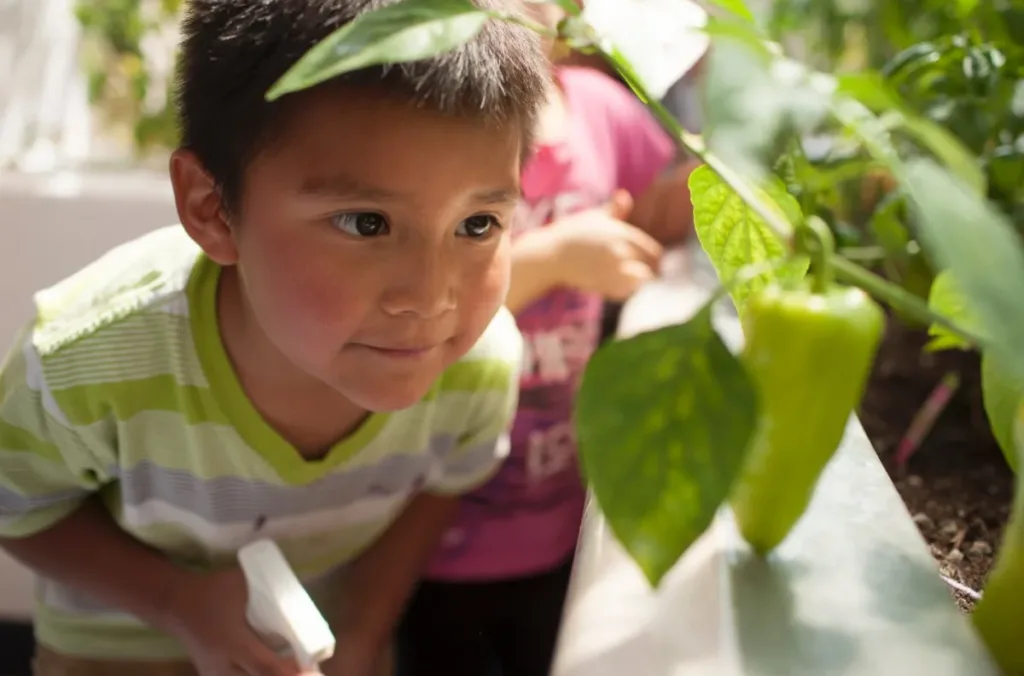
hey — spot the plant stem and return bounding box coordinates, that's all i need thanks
[799,216,835,293]
[598,50,795,245]
[831,256,981,346]
[838,245,888,262]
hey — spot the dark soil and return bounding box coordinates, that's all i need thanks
[859,316,1016,612]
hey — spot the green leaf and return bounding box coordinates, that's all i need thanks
[903,158,1024,381]
[982,352,1021,473]
[703,0,756,23]
[575,306,758,587]
[267,0,490,101]
[837,72,902,111]
[956,0,980,17]
[926,271,982,351]
[689,164,808,315]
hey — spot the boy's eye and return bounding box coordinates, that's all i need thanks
[457,215,500,239]
[330,212,389,237]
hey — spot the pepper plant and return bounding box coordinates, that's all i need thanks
[266,0,1024,672]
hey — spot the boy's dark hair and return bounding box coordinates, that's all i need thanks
[176,0,548,211]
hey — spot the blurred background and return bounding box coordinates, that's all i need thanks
[1,0,1020,673]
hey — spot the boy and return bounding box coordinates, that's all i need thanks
[0,1,549,674]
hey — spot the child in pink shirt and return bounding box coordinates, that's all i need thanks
[401,6,698,675]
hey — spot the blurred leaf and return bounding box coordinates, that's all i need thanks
[576,306,758,587]
[956,0,980,18]
[689,165,808,315]
[704,37,834,181]
[982,353,1021,473]
[268,0,490,101]
[837,72,985,194]
[704,0,756,23]
[986,144,1024,197]
[837,72,903,110]
[926,270,982,351]
[903,158,1024,381]
[700,15,771,54]
[899,114,986,195]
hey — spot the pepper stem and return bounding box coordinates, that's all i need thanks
[796,216,836,293]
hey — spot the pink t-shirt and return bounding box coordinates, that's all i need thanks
[425,66,675,581]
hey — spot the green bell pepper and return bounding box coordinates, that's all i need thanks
[730,282,884,555]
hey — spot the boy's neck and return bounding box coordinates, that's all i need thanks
[215,266,370,459]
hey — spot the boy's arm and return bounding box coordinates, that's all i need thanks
[0,330,189,633]
[327,312,523,675]
[0,498,191,634]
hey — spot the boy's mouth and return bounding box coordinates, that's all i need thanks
[351,342,440,360]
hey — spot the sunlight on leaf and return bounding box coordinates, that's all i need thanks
[689,165,808,316]
[903,158,1024,382]
[267,0,489,100]
[982,353,1021,473]
[926,271,982,351]
[575,306,758,587]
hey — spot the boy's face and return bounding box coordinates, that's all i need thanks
[174,88,523,412]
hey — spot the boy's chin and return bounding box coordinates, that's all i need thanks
[342,379,438,413]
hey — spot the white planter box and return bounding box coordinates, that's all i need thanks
[0,168,177,620]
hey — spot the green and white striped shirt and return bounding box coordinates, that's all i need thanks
[0,226,521,659]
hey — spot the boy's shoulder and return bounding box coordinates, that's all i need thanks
[30,226,203,359]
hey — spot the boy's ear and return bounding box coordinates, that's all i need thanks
[169,149,239,266]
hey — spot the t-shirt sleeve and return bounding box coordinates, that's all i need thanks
[0,327,114,538]
[424,308,522,496]
[601,74,677,196]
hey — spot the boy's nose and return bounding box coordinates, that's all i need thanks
[380,251,457,319]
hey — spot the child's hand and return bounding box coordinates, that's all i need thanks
[549,190,664,301]
[165,566,317,676]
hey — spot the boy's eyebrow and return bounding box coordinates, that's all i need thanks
[298,175,521,205]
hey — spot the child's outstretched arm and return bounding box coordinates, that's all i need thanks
[506,192,663,313]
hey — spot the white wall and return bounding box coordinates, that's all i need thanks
[0,168,177,620]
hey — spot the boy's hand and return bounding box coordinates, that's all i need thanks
[549,190,664,301]
[165,567,319,676]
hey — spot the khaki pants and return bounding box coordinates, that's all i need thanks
[33,645,395,676]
